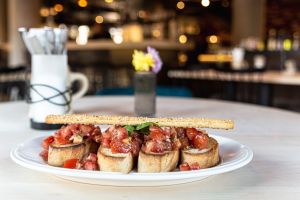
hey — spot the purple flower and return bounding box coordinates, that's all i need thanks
[147,46,162,73]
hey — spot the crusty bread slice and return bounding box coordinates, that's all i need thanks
[138,150,179,173]
[46,114,234,130]
[48,140,98,167]
[48,143,86,167]
[97,146,133,173]
[181,137,219,168]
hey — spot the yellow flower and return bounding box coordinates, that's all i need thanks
[132,50,155,72]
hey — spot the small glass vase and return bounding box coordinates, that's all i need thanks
[134,72,156,117]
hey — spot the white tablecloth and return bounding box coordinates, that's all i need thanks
[0,96,299,200]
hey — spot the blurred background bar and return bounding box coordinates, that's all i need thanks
[1,0,300,111]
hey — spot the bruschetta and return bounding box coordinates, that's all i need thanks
[179,128,219,170]
[137,125,180,173]
[97,125,142,173]
[40,124,101,167]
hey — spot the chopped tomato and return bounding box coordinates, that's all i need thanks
[63,158,79,169]
[111,127,128,141]
[192,134,209,149]
[39,149,48,161]
[145,140,166,153]
[179,163,191,171]
[54,135,70,145]
[149,126,167,141]
[186,128,198,140]
[68,124,80,133]
[42,136,54,149]
[80,125,94,135]
[190,163,201,170]
[131,140,141,156]
[83,161,98,170]
[86,153,97,162]
[60,126,74,140]
[110,141,131,153]
[102,131,111,139]
[102,138,111,148]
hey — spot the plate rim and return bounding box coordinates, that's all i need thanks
[10,134,253,182]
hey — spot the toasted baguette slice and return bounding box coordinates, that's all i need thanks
[138,150,179,173]
[48,140,98,167]
[97,146,133,173]
[46,114,234,130]
[181,137,219,168]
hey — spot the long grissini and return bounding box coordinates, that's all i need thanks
[46,114,234,129]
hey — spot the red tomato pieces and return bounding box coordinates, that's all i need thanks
[42,136,54,149]
[110,140,131,153]
[186,128,198,140]
[179,163,191,171]
[179,162,201,171]
[63,158,79,169]
[54,124,101,145]
[86,153,97,162]
[190,163,201,170]
[192,134,209,149]
[111,127,128,141]
[143,126,175,154]
[39,149,48,161]
[149,126,167,141]
[102,126,143,155]
[83,161,98,171]
[186,128,209,150]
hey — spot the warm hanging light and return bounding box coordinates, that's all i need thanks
[105,0,114,3]
[177,1,185,10]
[208,35,218,43]
[54,4,63,12]
[95,15,104,24]
[78,0,88,8]
[179,34,188,44]
[40,7,49,17]
[201,0,210,7]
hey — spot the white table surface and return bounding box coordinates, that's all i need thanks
[1,96,300,200]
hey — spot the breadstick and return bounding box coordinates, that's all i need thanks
[45,114,234,130]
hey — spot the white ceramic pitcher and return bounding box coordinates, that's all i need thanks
[29,55,88,128]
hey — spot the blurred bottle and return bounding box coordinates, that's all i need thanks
[267,29,277,51]
[292,32,300,51]
[276,30,285,51]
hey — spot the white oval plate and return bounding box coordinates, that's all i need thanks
[10,135,253,186]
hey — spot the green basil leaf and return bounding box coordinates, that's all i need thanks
[136,122,156,130]
[135,122,159,135]
[124,125,136,136]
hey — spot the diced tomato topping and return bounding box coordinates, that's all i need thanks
[179,163,191,171]
[186,128,198,140]
[53,124,102,145]
[190,163,201,170]
[110,140,131,153]
[86,153,97,162]
[54,135,70,145]
[149,126,167,141]
[42,136,54,149]
[111,127,128,141]
[63,158,79,169]
[102,138,111,148]
[68,124,80,133]
[192,134,209,149]
[80,125,94,135]
[83,161,98,171]
[102,131,111,139]
[179,162,201,171]
[39,149,48,161]
[131,140,141,156]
